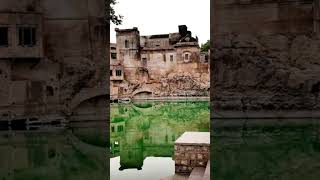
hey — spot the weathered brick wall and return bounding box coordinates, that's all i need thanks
[174,144,210,174]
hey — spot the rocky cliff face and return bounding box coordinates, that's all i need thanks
[123,72,209,98]
[112,69,209,98]
[156,73,209,97]
[212,33,320,111]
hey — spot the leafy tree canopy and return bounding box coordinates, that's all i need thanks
[105,0,123,25]
[200,40,210,52]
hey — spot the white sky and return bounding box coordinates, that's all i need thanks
[110,0,210,45]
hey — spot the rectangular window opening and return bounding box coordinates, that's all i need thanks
[0,27,8,47]
[142,58,147,66]
[117,125,123,132]
[116,70,122,76]
[111,53,117,59]
[125,40,129,48]
[185,54,189,60]
[170,55,174,62]
[18,26,36,47]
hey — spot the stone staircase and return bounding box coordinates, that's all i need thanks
[161,161,210,180]
[160,174,189,180]
[188,167,205,180]
[161,132,210,180]
[188,161,210,180]
[202,161,210,180]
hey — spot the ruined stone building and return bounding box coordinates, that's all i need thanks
[212,0,320,117]
[110,25,209,99]
[0,0,107,129]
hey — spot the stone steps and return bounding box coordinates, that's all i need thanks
[202,161,210,180]
[188,167,205,180]
[161,161,210,180]
[160,174,189,180]
[162,132,210,180]
[187,160,210,180]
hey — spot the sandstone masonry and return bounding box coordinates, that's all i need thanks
[174,132,210,174]
[110,25,210,99]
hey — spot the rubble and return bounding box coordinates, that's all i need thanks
[110,25,209,99]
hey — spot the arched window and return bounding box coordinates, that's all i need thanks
[183,52,191,62]
[185,54,189,60]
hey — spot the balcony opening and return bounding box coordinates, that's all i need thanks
[117,125,124,132]
[0,27,8,47]
[116,70,122,76]
[18,26,36,46]
[110,70,113,76]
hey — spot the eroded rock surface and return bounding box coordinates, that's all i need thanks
[212,33,320,111]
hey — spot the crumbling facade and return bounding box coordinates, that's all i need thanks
[0,0,107,128]
[212,0,320,117]
[110,25,209,99]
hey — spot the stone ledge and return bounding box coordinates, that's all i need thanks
[211,110,320,119]
[188,167,205,180]
[175,132,210,146]
[174,132,210,174]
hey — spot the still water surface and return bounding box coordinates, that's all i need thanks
[110,101,210,180]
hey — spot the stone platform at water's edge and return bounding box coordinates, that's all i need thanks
[175,132,210,145]
[174,132,210,174]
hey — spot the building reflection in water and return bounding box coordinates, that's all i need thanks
[0,125,108,180]
[110,101,210,171]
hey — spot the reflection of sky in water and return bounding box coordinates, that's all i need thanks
[110,157,174,180]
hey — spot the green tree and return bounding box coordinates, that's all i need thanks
[105,0,123,25]
[200,40,210,52]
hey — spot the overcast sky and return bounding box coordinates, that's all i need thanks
[110,0,210,45]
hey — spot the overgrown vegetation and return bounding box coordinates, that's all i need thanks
[200,40,210,52]
[105,0,123,25]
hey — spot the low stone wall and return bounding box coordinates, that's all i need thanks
[174,144,210,173]
[132,96,209,101]
[174,132,210,174]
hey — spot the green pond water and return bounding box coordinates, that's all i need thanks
[212,119,320,180]
[109,101,210,180]
[1,108,320,180]
[0,129,108,180]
